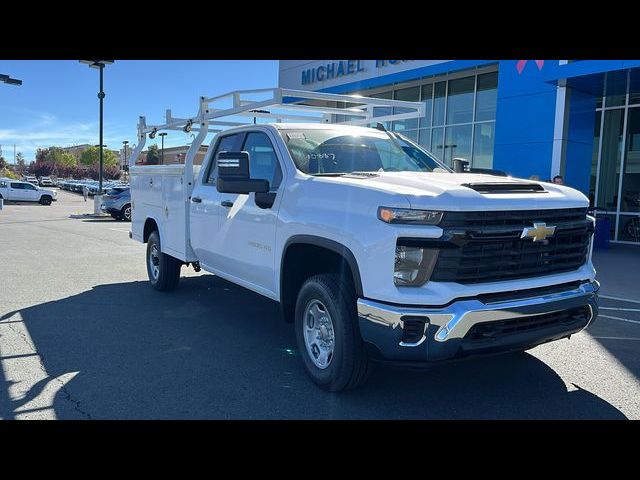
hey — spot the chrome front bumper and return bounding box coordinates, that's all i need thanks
[357,280,599,362]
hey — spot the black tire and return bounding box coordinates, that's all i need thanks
[39,195,52,205]
[120,204,132,222]
[146,230,181,291]
[294,273,372,392]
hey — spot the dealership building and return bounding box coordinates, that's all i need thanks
[278,60,640,244]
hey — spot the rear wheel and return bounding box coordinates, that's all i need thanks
[146,230,181,291]
[121,204,132,222]
[39,195,52,205]
[294,274,372,392]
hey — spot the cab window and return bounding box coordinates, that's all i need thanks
[205,133,244,185]
[11,182,24,189]
[241,132,282,190]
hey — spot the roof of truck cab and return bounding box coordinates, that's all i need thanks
[271,123,380,133]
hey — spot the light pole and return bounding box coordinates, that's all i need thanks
[158,132,167,165]
[80,60,114,195]
[122,140,129,171]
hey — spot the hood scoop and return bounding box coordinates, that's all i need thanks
[462,182,546,194]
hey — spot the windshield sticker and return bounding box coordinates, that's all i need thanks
[308,153,336,161]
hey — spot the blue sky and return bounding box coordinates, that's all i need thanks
[0,60,279,161]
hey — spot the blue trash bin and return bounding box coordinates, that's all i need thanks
[594,217,611,249]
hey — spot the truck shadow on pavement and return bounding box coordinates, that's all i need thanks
[0,275,628,419]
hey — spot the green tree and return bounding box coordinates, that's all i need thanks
[0,156,6,170]
[146,144,160,165]
[79,146,118,167]
[59,152,77,167]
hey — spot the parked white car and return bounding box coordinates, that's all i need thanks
[39,176,55,187]
[128,88,599,392]
[0,178,57,205]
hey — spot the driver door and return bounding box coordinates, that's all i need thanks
[215,130,284,297]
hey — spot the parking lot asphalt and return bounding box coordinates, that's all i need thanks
[0,190,639,419]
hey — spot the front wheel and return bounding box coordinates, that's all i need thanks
[294,274,371,392]
[39,195,52,205]
[146,230,181,291]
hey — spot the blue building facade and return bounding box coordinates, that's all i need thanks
[278,60,640,244]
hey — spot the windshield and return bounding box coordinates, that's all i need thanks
[282,129,451,176]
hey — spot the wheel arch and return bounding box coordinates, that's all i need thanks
[279,235,363,323]
[143,217,161,243]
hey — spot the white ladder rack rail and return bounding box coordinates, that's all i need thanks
[128,87,426,171]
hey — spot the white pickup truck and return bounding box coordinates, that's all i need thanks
[129,88,599,391]
[0,178,57,205]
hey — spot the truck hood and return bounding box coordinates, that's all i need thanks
[316,172,589,211]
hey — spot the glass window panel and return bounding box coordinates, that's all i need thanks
[621,108,640,213]
[394,86,420,102]
[400,129,418,142]
[475,72,498,121]
[590,110,602,208]
[597,108,624,211]
[392,87,420,131]
[433,81,446,126]
[604,71,627,107]
[369,90,393,128]
[618,214,640,242]
[472,122,495,169]
[420,84,433,128]
[629,69,640,105]
[446,76,475,124]
[596,213,617,241]
[444,124,473,167]
[431,127,444,160]
[418,128,431,150]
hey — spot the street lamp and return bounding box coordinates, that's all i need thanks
[0,74,22,86]
[80,60,114,195]
[122,140,129,171]
[158,132,167,165]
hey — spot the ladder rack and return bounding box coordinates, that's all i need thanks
[128,87,425,180]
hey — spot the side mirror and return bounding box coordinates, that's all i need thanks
[452,157,470,173]
[216,151,269,194]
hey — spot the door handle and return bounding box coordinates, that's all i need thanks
[221,200,234,208]
[191,197,202,203]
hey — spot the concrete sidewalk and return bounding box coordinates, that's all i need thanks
[593,244,640,300]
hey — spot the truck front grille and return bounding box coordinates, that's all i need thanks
[430,208,591,284]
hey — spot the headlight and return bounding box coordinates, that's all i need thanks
[394,245,439,287]
[378,207,443,225]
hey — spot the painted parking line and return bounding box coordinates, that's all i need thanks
[599,314,640,325]
[600,294,640,305]
[108,228,130,233]
[592,336,640,341]
[600,307,640,312]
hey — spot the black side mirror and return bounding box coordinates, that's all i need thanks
[216,151,269,194]
[452,157,469,173]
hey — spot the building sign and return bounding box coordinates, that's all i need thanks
[279,60,451,91]
[300,60,413,86]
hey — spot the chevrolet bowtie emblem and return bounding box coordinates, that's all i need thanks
[521,222,556,242]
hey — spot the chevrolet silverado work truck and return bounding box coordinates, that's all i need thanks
[128,88,599,391]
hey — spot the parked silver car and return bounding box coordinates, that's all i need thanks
[100,187,131,221]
